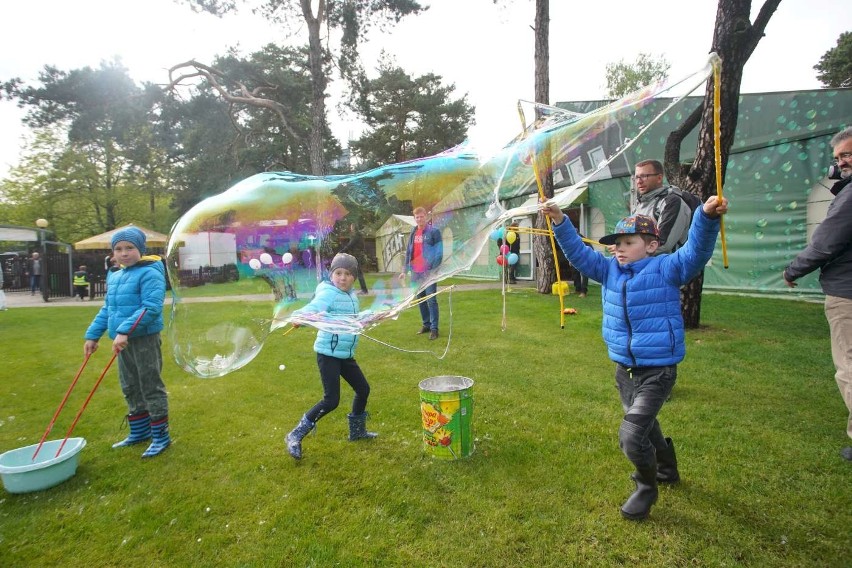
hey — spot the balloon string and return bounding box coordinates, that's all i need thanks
[712,56,729,269]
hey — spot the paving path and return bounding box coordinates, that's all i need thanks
[2,281,535,309]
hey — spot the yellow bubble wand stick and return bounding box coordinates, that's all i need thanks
[517,102,568,329]
[712,55,729,269]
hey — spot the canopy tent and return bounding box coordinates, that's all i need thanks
[0,226,41,242]
[375,215,416,273]
[74,224,169,251]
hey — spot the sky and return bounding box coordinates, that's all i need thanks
[0,0,848,179]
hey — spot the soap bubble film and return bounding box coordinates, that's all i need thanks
[166,57,715,377]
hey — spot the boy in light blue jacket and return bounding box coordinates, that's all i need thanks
[542,195,728,521]
[83,227,170,458]
[286,253,377,460]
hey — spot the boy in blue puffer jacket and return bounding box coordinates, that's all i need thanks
[285,253,377,460]
[542,195,728,521]
[83,226,171,458]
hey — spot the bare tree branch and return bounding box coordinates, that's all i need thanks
[166,59,301,141]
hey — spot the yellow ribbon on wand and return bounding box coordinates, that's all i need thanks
[511,226,602,248]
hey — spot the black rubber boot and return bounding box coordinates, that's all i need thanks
[286,415,315,460]
[621,464,659,521]
[656,437,680,483]
[631,437,681,484]
[347,412,378,441]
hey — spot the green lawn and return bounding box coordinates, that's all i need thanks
[0,289,849,567]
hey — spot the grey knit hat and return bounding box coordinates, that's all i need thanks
[111,226,147,253]
[330,253,358,274]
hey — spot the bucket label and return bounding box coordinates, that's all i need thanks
[419,382,473,459]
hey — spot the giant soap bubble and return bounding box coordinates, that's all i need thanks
[166,56,716,377]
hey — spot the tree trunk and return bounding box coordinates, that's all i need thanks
[664,0,781,328]
[301,0,327,176]
[533,0,556,294]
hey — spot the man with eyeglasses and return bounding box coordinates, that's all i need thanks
[630,160,692,254]
[783,126,852,462]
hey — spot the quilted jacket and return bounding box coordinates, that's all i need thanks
[84,257,166,340]
[552,208,720,367]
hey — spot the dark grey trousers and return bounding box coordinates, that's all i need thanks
[117,333,168,421]
[615,364,676,468]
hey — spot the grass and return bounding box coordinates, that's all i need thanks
[0,288,850,567]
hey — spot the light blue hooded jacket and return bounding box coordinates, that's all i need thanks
[292,280,360,359]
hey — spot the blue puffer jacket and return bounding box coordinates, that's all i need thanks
[85,257,166,340]
[553,208,720,367]
[292,281,360,359]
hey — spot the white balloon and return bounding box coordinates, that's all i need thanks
[259,253,273,265]
[281,252,293,264]
[248,258,261,270]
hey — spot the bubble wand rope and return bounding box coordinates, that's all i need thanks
[512,226,602,247]
[712,55,729,269]
[31,353,93,461]
[361,287,454,360]
[54,310,147,458]
[517,101,567,328]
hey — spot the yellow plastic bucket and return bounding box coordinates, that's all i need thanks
[419,376,474,459]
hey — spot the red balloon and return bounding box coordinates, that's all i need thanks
[496,255,506,266]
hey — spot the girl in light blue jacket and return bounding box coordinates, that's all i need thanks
[285,253,377,460]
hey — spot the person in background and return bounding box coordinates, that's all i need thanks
[399,207,443,340]
[83,227,171,458]
[0,265,6,311]
[542,195,728,521]
[285,253,377,460]
[73,265,90,301]
[783,126,852,462]
[572,235,592,298]
[631,159,692,254]
[27,251,42,296]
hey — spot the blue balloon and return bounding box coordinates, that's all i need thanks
[507,252,519,265]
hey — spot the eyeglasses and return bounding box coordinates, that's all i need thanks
[631,173,662,181]
[834,152,852,162]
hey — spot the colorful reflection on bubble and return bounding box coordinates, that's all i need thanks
[166,58,716,377]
